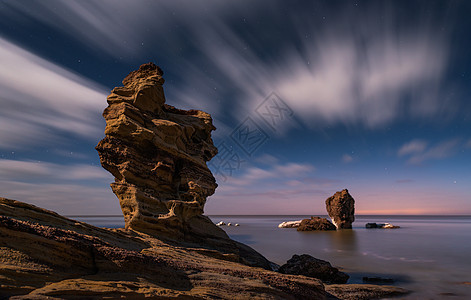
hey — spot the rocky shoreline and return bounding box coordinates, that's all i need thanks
[0,63,410,299]
[0,197,409,299]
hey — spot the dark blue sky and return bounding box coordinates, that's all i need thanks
[0,0,470,215]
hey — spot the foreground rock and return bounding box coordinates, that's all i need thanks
[278,220,302,228]
[365,223,400,229]
[0,198,326,299]
[297,217,336,231]
[325,284,409,300]
[326,189,355,229]
[279,254,349,284]
[95,63,270,269]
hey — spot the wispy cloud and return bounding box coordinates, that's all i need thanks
[226,162,315,186]
[0,38,107,150]
[398,140,428,156]
[398,139,460,165]
[0,159,116,215]
[0,159,111,182]
[1,1,456,132]
[466,139,471,149]
[189,2,454,129]
[0,180,118,215]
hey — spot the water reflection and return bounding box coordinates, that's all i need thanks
[329,229,357,252]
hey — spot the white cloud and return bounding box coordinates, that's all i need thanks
[0,159,116,215]
[218,162,314,186]
[190,4,453,129]
[398,140,428,156]
[0,180,119,215]
[0,38,107,149]
[0,159,111,182]
[398,139,460,165]
[0,0,256,58]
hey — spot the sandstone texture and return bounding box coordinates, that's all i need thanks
[279,254,349,284]
[95,63,270,270]
[325,284,409,300]
[0,197,326,299]
[297,217,336,231]
[325,189,355,229]
[96,62,217,236]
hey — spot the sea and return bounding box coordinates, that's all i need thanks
[74,215,471,299]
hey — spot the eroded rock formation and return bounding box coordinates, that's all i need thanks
[95,63,270,270]
[325,189,355,229]
[96,63,218,235]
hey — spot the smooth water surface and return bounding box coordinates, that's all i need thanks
[210,215,471,299]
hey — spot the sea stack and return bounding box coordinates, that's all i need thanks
[96,63,218,236]
[325,189,355,229]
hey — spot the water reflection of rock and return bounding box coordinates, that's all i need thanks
[329,229,358,253]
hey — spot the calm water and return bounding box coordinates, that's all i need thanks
[75,215,471,299]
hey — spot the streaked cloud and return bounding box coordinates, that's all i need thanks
[0,159,111,182]
[225,162,315,186]
[0,159,116,215]
[190,3,454,129]
[398,140,428,156]
[0,38,107,150]
[0,180,118,215]
[399,138,460,165]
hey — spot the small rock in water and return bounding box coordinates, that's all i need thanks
[278,220,302,228]
[362,276,395,284]
[235,223,240,226]
[227,222,232,226]
[365,222,400,229]
[216,221,226,226]
[382,223,400,229]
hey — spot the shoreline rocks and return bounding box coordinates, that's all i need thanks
[279,254,349,284]
[0,197,326,299]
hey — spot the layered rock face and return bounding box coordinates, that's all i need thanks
[325,189,355,229]
[96,63,217,235]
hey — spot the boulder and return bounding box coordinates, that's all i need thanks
[325,189,355,229]
[279,254,349,284]
[297,217,336,231]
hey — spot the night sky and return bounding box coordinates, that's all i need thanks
[1,0,470,215]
